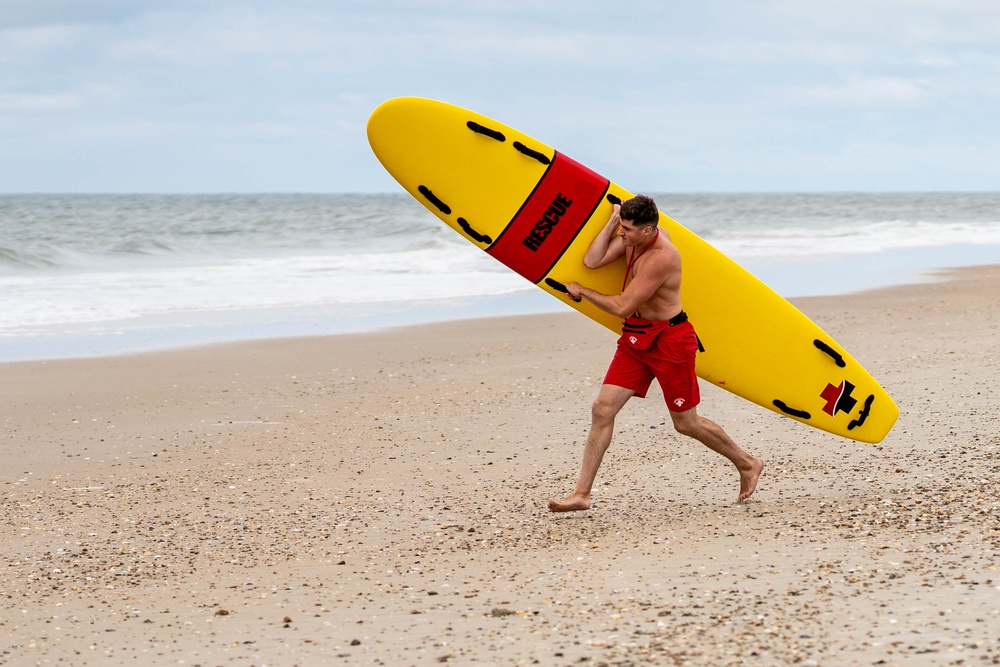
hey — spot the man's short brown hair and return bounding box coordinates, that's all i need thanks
[620,195,659,227]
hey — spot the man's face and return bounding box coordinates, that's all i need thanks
[618,218,651,247]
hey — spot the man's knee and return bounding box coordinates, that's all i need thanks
[591,396,616,423]
[591,391,627,423]
[670,410,701,437]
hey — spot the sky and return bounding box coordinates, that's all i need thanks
[2,0,998,193]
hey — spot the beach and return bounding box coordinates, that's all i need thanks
[2,264,999,666]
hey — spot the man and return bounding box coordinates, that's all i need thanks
[548,195,763,512]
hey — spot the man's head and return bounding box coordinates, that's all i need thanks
[619,195,659,228]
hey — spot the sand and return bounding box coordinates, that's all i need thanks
[2,265,999,666]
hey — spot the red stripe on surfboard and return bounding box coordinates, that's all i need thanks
[487,152,609,284]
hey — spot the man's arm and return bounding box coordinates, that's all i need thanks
[567,250,672,319]
[583,204,626,269]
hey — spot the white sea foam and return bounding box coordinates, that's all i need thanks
[1,192,998,359]
[708,219,1000,258]
[0,247,528,335]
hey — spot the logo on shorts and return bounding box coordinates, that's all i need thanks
[673,398,686,408]
[628,336,638,345]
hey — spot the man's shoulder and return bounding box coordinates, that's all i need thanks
[650,238,680,261]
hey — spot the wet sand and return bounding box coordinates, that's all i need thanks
[2,265,999,666]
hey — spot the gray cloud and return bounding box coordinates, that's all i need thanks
[1,0,997,192]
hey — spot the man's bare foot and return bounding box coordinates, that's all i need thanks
[738,457,765,502]
[547,494,591,512]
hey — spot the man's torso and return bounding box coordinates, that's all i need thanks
[628,234,683,320]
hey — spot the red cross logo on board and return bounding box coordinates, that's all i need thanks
[821,380,858,416]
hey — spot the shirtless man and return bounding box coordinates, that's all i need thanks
[548,195,763,512]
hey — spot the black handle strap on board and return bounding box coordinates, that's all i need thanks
[465,119,549,165]
[418,184,492,244]
[814,339,847,367]
[545,278,581,302]
[457,217,492,244]
[466,121,505,142]
[773,400,812,420]
[512,141,550,165]
[418,185,451,215]
[848,395,875,430]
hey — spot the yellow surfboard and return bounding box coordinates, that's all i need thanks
[367,97,899,443]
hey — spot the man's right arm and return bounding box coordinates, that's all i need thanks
[583,204,626,269]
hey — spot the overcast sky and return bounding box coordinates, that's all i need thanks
[2,0,998,193]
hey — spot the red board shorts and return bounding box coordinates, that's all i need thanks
[604,316,701,412]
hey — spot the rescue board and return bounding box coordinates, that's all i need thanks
[366,97,899,443]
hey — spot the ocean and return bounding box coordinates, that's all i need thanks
[2,192,999,362]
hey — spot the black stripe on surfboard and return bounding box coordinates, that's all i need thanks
[485,153,558,254]
[481,151,609,285]
[773,400,811,420]
[533,177,610,285]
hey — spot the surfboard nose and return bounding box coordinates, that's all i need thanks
[366,97,427,158]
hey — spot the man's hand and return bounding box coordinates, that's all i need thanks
[565,282,585,301]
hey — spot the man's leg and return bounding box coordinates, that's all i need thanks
[548,384,635,512]
[669,407,764,502]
